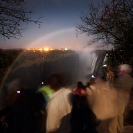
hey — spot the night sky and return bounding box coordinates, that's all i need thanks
[0,0,102,50]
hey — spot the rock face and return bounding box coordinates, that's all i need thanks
[3,51,79,89]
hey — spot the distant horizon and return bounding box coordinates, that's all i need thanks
[0,0,102,49]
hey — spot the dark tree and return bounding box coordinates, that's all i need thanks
[0,0,41,39]
[76,0,133,68]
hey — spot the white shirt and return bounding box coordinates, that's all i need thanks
[46,88,72,133]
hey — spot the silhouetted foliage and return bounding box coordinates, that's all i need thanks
[76,0,133,68]
[0,0,41,39]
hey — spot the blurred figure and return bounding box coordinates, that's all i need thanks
[41,73,72,133]
[70,80,98,133]
[77,81,84,88]
[75,81,86,96]
[86,77,118,133]
[110,64,133,133]
[37,73,66,133]
[38,73,65,102]
[46,88,73,133]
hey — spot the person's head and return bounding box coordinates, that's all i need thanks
[118,64,132,75]
[46,73,65,91]
[77,81,84,88]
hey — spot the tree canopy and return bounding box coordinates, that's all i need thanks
[76,0,133,69]
[0,0,41,39]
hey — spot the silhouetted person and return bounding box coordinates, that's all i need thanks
[86,77,118,133]
[75,81,86,96]
[77,81,84,88]
[70,85,99,133]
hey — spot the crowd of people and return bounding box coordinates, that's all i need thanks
[0,64,133,133]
